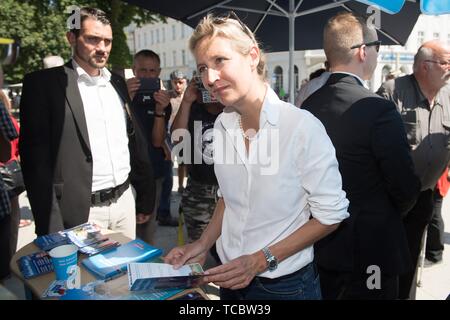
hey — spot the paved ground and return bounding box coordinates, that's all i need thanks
[3,171,450,300]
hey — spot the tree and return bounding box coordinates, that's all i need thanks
[0,0,163,83]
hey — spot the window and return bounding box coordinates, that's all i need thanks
[417,31,425,46]
[172,25,176,40]
[181,24,185,38]
[448,34,450,46]
[162,27,166,43]
[143,32,147,47]
[273,66,283,95]
[173,50,177,66]
[433,32,440,40]
[151,30,154,45]
[163,52,166,67]
[182,50,186,65]
[156,29,160,43]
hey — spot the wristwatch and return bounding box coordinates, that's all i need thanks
[154,111,165,118]
[262,247,278,272]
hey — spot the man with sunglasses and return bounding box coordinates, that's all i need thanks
[377,40,450,300]
[302,12,420,300]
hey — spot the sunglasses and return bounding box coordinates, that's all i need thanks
[212,11,254,40]
[350,40,382,53]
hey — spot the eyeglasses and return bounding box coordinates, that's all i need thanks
[424,60,450,67]
[350,40,382,53]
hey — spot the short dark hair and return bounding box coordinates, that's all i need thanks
[69,7,111,37]
[309,68,326,81]
[133,50,161,65]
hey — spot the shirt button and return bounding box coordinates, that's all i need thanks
[86,155,92,162]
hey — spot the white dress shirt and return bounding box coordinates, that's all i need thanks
[73,60,130,192]
[331,71,368,88]
[295,71,331,107]
[213,86,349,278]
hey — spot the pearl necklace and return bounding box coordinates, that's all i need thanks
[238,116,257,141]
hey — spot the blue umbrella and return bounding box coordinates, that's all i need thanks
[359,0,450,15]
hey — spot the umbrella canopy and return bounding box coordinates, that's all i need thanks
[360,0,450,15]
[123,0,421,102]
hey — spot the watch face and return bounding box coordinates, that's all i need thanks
[268,259,277,271]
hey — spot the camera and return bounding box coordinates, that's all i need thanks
[134,77,161,104]
[193,73,217,104]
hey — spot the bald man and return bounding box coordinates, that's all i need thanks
[377,40,450,299]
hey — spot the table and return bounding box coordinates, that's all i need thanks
[10,232,209,300]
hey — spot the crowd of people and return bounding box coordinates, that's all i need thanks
[0,6,449,300]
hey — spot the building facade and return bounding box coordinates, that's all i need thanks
[125,18,196,81]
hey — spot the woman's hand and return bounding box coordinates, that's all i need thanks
[164,241,208,269]
[203,253,263,290]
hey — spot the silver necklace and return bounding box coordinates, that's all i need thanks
[238,116,257,141]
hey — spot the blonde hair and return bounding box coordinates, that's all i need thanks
[324,12,374,66]
[189,13,267,79]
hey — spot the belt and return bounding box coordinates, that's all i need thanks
[91,179,130,207]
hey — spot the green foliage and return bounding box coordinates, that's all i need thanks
[0,0,164,83]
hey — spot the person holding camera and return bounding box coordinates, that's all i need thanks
[19,8,155,239]
[127,50,178,242]
[164,13,349,300]
[171,76,224,265]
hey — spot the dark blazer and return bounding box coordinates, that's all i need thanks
[302,73,421,275]
[19,61,155,236]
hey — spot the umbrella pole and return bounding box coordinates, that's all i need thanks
[288,0,295,104]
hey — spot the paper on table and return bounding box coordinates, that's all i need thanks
[127,263,204,291]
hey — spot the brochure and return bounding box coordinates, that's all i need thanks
[59,278,183,300]
[127,262,204,291]
[82,239,163,280]
[33,223,107,252]
[17,251,54,279]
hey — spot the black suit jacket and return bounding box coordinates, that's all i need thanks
[302,73,420,275]
[19,61,155,236]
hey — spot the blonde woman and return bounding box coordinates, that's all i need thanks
[165,13,349,300]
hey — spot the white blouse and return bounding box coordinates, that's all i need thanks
[213,86,349,278]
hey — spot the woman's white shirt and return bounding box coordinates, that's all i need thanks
[213,86,349,278]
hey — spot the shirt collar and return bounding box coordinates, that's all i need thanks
[218,85,280,130]
[72,59,111,86]
[331,71,368,89]
[410,74,443,107]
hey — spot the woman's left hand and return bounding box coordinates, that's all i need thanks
[203,254,261,290]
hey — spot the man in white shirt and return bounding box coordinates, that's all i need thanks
[295,62,330,108]
[19,7,155,239]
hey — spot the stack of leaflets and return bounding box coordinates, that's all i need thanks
[57,278,183,300]
[17,251,54,279]
[82,239,163,280]
[33,223,120,256]
[127,262,204,291]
